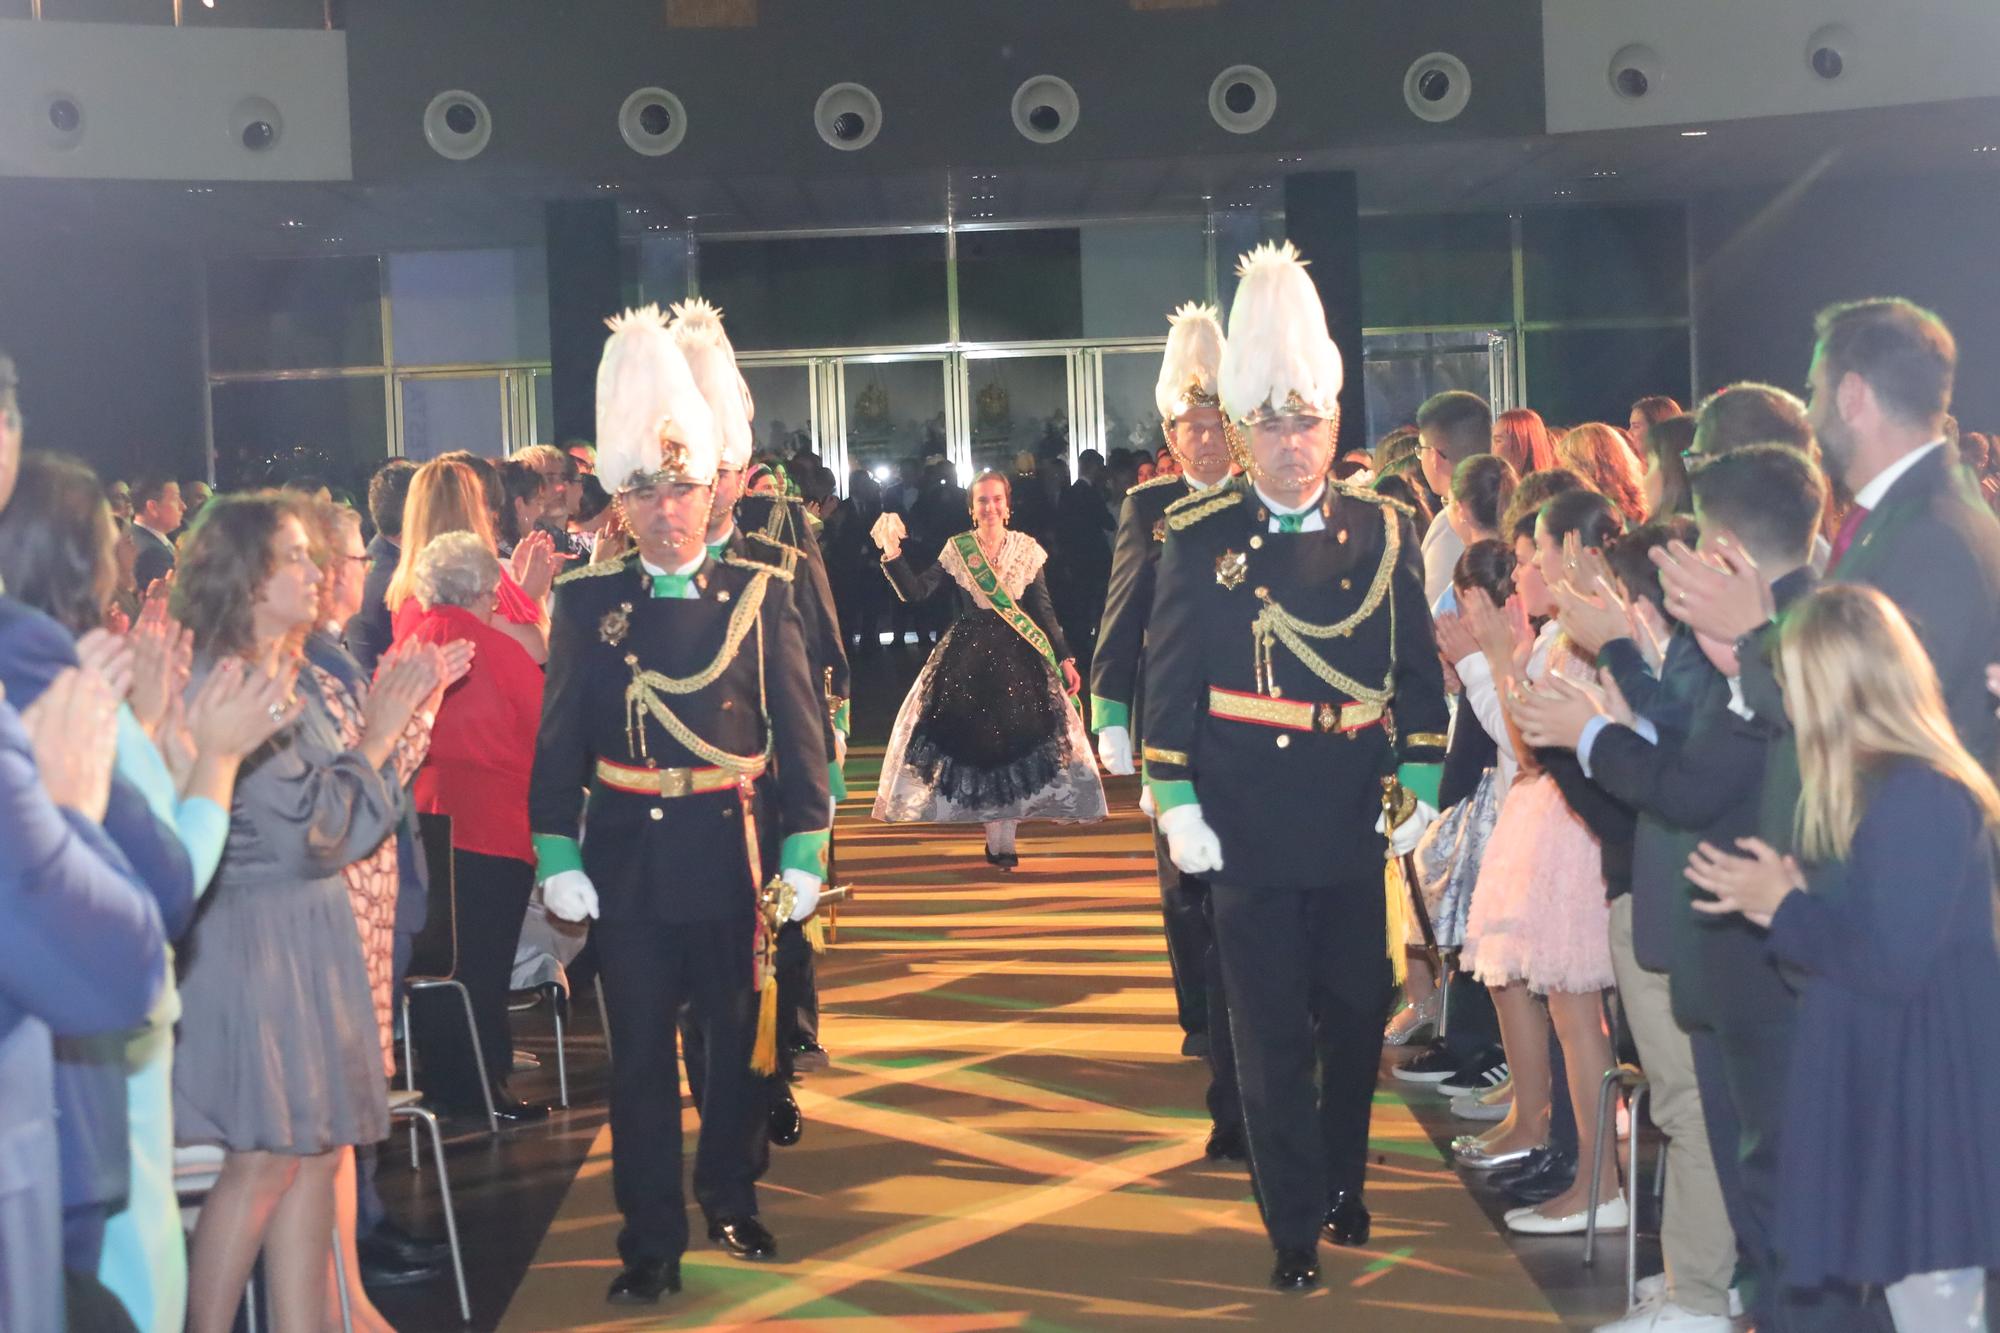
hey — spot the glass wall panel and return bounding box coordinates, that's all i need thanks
[1079,220,1207,339]
[208,256,384,373]
[1524,327,1692,430]
[210,376,387,500]
[1522,205,1689,321]
[1100,348,1168,458]
[636,234,692,308]
[387,249,550,367]
[957,229,1082,343]
[534,371,555,445]
[966,354,1070,476]
[1214,208,1285,314]
[1361,213,1513,329]
[1361,331,1505,449]
[400,375,507,462]
[841,358,947,482]
[700,235,948,351]
[740,363,815,458]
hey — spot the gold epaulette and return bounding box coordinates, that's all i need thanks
[555,554,635,585]
[1165,485,1244,531]
[1334,480,1415,520]
[724,552,794,582]
[1129,472,1184,494]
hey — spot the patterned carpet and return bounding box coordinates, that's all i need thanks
[496,755,1567,1331]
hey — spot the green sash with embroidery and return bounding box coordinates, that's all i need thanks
[952,532,1058,670]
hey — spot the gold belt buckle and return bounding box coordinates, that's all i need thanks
[659,767,694,798]
[1314,702,1339,734]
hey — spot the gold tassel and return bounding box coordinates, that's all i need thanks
[750,968,779,1075]
[1384,858,1410,987]
[803,915,828,954]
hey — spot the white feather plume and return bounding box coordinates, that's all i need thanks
[595,304,718,491]
[1219,240,1343,422]
[1154,300,1226,421]
[670,297,756,471]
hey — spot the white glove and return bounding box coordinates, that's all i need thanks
[1138,783,1158,820]
[1376,800,1440,858]
[1096,725,1135,776]
[541,869,601,922]
[782,867,823,922]
[870,511,907,561]
[833,728,849,767]
[1157,802,1224,875]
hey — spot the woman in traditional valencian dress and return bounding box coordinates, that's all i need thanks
[872,471,1105,867]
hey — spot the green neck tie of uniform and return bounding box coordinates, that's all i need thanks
[1275,513,1306,534]
[650,572,693,599]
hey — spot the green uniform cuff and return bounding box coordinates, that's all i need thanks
[1144,774,1199,813]
[1396,762,1443,809]
[1089,695,1129,734]
[781,829,831,878]
[532,834,583,882]
[828,759,849,803]
[832,699,851,734]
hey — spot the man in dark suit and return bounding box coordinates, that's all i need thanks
[1659,298,2000,1328]
[1520,446,1828,1332]
[530,309,830,1305]
[128,474,183,593]
[1090,301,1243,1154]
[1144,244,1447,1291]
[345,458,416,677]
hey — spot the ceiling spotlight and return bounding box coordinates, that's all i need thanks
[1681,130,1709,138]
[281,219,303,228]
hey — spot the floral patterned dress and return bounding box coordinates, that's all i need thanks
[306,662,433,1076]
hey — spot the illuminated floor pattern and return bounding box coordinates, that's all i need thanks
[496,757,1567,1331]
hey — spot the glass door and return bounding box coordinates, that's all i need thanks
[959,348,1078,479]
[736,358,823,473]
[393,367,547,461]
[1091,344,1170,464]
[832,355,955,494]
[1358,330,1515,446]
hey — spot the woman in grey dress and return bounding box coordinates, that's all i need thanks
[171,493,444,1333]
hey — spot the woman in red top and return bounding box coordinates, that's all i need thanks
[386,457,552,665]
[402,530,549,1120]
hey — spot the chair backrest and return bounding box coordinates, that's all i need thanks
[407,813,458,981]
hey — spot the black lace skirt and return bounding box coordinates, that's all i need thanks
[872,613,1105,825]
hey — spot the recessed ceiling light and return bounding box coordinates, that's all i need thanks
[1977,145,2000,154]
[1589,169,1620,179]
[1681,130,1709,138]
[1553,188,1574,197]
[281,219,303,228]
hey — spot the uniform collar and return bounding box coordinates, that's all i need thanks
[639,550,706,578]
[1852,439,1944,511]
[1252,481,1326,517]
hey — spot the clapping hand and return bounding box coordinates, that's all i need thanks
[1460,586,1531,681]
[362,641,444,760]
[510,530,558,602]
[1686,836,1801,928]
[1550,532,1634,657]
[73,627,135,705]
[22,666,120,821]
[1508,671,1600,751]
[126,599,194,740]
[187,657,299,760]
[422,637,477,714]
[1651,535,1772,642]
[1433,608,1478,667]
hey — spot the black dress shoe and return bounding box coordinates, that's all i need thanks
[1501,1153,1577,1207]
[789,1039,830,1071]
[606,1258,681,1304]
[768,1089,804,1146]
[359,1249,442,1289]
[1322,1190,1371,1246]
[1488,1147,1561,1194]
[359,1219,450,1267]
[1180,1030,1211,1059]
[1204,1123,1246,1161]
[708,1215,778,1261]
[488,1094,551,1125]
[984,846,1019,871]
[1270,1246,1320,1291]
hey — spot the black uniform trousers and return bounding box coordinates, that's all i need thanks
[1152,829,1213,1042]
[681,921,814,1185]
[1211,877,1393,1252]
[597,915,761,1266]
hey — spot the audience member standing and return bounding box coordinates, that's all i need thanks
[1415,392,1495,603]
[130,475,185,594]
[346,458,415,677]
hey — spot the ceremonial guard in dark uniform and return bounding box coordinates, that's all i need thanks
[529,306,831,1305]
[1142,243,1447,1291]
[1088,302,1244,1155]
[672,298,846,1147]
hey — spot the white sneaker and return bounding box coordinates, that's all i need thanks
[1592,1298,1734,1331]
